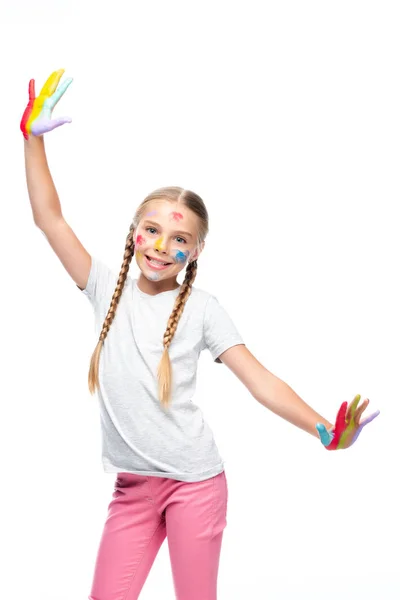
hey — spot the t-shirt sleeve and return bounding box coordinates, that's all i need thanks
[77,255,119,308]
[202,294,245,363]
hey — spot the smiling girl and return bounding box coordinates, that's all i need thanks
[22,69,379,600]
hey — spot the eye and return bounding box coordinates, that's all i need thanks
[145,227,186,244]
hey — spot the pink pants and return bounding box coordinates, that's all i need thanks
[88,470,228,600]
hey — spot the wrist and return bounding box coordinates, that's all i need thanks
[24,134,45,153]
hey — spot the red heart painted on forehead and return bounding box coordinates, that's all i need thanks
[136,235,145,245]
[170,211,183,221]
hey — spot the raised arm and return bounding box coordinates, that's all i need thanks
[22,70,91,291]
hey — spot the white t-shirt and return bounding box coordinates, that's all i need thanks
[80,256,245,482]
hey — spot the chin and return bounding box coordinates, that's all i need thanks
[137,265,161,282]
[147,271,161,281]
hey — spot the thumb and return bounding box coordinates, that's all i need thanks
[316,423,334,447]
[44,116,72,132]
[52,116,72,128]
[31,116,72,136]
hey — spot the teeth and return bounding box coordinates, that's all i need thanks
[148,257,169,266]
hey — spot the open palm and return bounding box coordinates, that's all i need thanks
[20,69,72,139]
[316,394,380,450]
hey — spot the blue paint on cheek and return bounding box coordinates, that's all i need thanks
[175,250,188,264]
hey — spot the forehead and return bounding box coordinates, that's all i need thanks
[142,200,198,231]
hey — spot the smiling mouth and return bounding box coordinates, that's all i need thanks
[144,255,172,266]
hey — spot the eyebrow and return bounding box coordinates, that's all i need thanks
[143,220,194,239]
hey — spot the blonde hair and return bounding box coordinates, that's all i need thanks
[88,186,209,409]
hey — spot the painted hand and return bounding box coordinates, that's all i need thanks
[20,69,73,139]
[316,394,380,450]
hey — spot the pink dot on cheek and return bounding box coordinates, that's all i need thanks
[136,235,145,245]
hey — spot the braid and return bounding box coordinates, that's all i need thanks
[157,259,198,408]
[162,260,197,350]
[88,223,135,394]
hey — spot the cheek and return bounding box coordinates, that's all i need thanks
[135,234,146,246]
[174,249,190,264]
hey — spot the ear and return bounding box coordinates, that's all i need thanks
[191,240,205,262]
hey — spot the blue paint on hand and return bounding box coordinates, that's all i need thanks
[316,423,334,446]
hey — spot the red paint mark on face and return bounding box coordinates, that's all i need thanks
[170,211,183,221]
[136,234,145,245]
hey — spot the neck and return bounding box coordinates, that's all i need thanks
[137,273,180,296]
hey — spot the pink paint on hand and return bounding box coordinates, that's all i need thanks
[324,395,380,450]
[20,70,72,139]
[326,401,348,450]
[20,79,35,139]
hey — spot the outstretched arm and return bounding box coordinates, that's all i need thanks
[218,344,379,449]
[218,344,333,437]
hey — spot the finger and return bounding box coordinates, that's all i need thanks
[50,116,72,129]
[28,78,36,101]
[346,394,361,422]
[354,399,369,425]
[334,401,348,431]
[316,423,334,447]
[37,70,59,96]
[20,79,36,138]
[26,71,65,132]
[359,409,380,428]
[337,397,364,449]
[48,69,65,95]
[328,401,348,450]
[31,116,72,136]
[47,77,73,110]
[350,410,380,445]
[39,69,65,97]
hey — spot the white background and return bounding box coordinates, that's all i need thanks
[1,1,399,599]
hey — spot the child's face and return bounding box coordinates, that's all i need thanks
[134,200,203,282]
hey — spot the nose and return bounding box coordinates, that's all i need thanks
[154,236,168,253]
